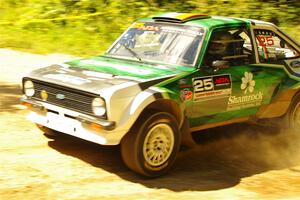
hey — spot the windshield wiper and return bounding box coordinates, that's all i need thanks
[120,43,143,62]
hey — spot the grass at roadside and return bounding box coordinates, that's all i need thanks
[280,26,300,44]
[1,0,299,56]
[0,26,114,56]
[0,24,299,56]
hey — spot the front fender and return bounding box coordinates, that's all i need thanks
[117,87,184,132]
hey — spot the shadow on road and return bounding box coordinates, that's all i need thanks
[0,84,22,112]
[47,123,300,192]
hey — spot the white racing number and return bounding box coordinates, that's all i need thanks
[193,77,214,92]
[192,74,232,102]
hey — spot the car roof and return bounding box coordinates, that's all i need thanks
[139,12,273,30]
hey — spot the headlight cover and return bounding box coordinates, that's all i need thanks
[92,97,106,116]
[24,80,35,97]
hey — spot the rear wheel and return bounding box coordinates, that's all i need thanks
[35,124,61,139]
[121,111,181,177]
[287,94,300,131]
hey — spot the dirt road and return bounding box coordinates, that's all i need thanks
[1,49,300,199]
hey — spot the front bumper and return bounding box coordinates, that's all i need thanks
[20,97,126,145]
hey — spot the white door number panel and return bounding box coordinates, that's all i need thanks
[193,74,232,101]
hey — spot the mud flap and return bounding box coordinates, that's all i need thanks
[180,116,196,147]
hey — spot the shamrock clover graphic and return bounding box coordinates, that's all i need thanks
[241,72,256,94]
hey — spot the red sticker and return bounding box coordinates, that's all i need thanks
[181,90,193,101]
[214,76,230,85]
[257,35,274,46]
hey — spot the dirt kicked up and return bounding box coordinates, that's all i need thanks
[0,49,300,199]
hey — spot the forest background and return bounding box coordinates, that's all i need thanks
[0,0,299,56]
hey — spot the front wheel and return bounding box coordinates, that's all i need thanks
[121,111,181,177]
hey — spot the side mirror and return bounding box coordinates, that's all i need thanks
[212,60,229,69]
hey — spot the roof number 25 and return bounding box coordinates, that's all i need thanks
[193,78,214,92]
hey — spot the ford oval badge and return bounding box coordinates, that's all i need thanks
[56,93,65,100]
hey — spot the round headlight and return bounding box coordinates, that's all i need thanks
[92,97,106,116]
[24,80,35,97]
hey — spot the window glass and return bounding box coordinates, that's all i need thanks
[254,29,299,63]
[203,28,254,67]
[108,22,205,66]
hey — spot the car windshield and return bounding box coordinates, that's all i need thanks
[107,22,205,66]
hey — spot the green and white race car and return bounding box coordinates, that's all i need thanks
[21,12,300,177]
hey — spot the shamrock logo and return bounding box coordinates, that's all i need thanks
[241,72,255,94]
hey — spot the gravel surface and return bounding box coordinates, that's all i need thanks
[0,48,77,85]
[1,48,300,200]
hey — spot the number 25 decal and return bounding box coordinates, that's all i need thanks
[257,35,274,46]
[193,78,214,92]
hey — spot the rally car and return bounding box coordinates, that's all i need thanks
[21,13,300,177]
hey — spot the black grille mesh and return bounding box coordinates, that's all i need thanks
[32,81,97,116]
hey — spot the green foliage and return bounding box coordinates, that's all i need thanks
[0,0,299,55]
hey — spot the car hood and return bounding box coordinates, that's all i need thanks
[66,56,193,80]
[26,56,193,94]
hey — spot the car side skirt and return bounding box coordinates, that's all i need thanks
[256,89,298,119]
[190,117,249,132]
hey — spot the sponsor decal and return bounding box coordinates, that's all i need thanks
[193,74,232,101]
[82,70,113,79]
[228,92,263,110]
[43,74,91,85]
[257,35,274,47]
[80,59,153,75]
[132,22,160,32]
[180,89,193,101]
[255,30,277,59]
[178,79,187,85]
[227,72,263,111]
[240,71,255,94]
[138,25,159,32]
[214,76,231,85]
[178,79,192,89]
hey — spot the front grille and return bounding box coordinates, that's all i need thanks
[31,80,99,117]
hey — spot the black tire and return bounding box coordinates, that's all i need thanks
[121,111,181,177]
[35,124,61,139]
[285,93,300,131]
